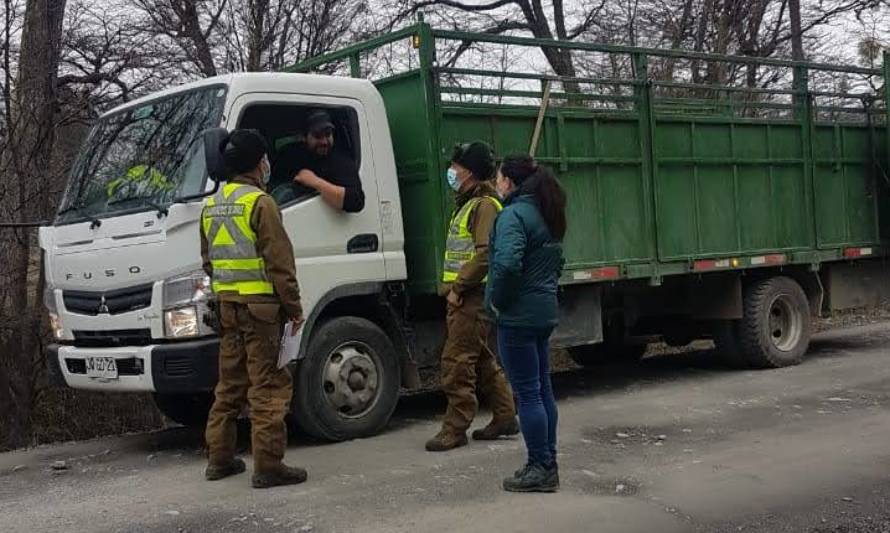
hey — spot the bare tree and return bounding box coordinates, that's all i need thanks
[0,0,67,450]
[132,0,367,76]
[388,0,608,94]
[788,0,803,60]
[132,0,226,77]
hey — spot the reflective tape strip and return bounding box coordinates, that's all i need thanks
[204,204,246,217]
[443,271,488,283]
[750,254,786,266]
[572,266,620,281]
[212,280,274,295]
[212,268,267,284]
[843,247,873,258]
[211,258,265,271]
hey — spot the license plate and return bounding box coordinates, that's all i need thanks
[85,357,118,379]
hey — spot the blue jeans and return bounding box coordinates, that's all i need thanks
[497,325,558,467]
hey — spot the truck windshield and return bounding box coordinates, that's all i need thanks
[56,85,227,224]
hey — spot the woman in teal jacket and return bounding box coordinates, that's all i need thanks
[487,155,566,492]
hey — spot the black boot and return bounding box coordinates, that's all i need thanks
[471,418,520,441]
[205,458,246,481]
[252,464,308,489]
[425,430,469,452]
[503,462,559,493]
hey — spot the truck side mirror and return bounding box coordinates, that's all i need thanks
[203,127,229,183]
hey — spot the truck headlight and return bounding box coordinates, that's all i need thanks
[44,286,64,340]
[163,271,212,308]
[164,306,199,338]
[162,271,213,339]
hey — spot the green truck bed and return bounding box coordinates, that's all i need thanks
[294,23,890,296]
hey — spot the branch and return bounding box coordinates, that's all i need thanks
[566,0,608,40]
[444,19,530,68]
[405,0,516,15]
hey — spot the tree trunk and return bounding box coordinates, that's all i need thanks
[662,0,695,81]
[245,0,270,72]
[0,0,66,450]
[788,0,804,60]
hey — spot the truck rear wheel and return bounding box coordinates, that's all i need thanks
[714,276,811,368]
[292,317,400,441]
[153,392,213,428]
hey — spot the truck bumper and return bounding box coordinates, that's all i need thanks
[48,338,219,394]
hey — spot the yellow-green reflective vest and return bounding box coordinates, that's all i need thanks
[106,165,173,198]
[201,183,274,295]
[442,196,503,283]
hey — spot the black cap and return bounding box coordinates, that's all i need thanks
[451,141,495,180]
[221,129,268,174]
[306,109,335,135]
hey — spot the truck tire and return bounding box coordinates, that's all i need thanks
[568,341,647,367]
[292,317,400,441]
[153,392,213,428]
[714,276,811,369]
[712,321,749,368]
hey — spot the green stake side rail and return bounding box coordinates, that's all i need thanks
[291,23,890,297]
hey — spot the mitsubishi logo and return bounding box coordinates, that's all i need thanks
[98,295,110,314]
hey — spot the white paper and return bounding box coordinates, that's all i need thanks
[278,322,304,368]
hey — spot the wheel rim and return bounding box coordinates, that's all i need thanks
[320,341,382,419]
[768,294,803,352]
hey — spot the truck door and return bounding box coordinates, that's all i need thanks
[226,92,385,316]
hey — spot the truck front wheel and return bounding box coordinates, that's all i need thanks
[714,276,811,368]
[291,317,400,441]
[153,392,213,428]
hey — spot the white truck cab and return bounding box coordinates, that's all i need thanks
[42,73,410,438]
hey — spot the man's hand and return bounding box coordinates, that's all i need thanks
[290,317,305,335]
[294,168,348,211]
[446,289,462,308]
[294,169,321,189]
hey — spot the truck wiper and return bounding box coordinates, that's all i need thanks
[107,196,169,218]
[57,203,102,229]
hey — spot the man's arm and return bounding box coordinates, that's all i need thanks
[450,198,499,298]
[297,170,347,210]
[251,195,304,321]
[294,155,365,213]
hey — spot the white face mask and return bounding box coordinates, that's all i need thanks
[496,173,513,199]
[260,155,271,185]
[446,167,461,192]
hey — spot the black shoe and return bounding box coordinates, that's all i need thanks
[205,458,246,481]
[513,461,558,479]
[472,418,520,441]
[251,464,308,489]
[503,462,559,493]
[425,430,469,452]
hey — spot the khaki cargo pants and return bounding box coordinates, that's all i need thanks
[440,292,516,435]
[205,301,292,473]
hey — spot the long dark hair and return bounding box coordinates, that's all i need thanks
[500,154,567,240]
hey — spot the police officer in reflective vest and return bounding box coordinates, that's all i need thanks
[201,129,307,488]
[426,141,519,452]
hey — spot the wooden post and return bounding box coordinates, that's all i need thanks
[529,80,553,156]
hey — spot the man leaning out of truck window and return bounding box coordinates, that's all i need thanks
[272,109,365,212]
[201,129,308,489]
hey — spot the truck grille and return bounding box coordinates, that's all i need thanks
[63,284,154,316]
[72,329,153,347]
